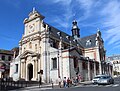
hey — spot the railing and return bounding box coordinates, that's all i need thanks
[0,78,39,90]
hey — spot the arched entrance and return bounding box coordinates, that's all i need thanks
[28,63,33,81]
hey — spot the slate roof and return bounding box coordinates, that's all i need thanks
[44,22,83,48]
[44,22,97,49]
[77,34,97,48]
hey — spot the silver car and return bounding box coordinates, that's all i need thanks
[92,75,104,84]
[97,75,114,85]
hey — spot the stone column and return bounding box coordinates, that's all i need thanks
[99,62,102,74]
[21,62,24,78]
[33,60,35,80]
[23,62,26,78]
[59,37,62,78]
[36,59,38,81]
[94,62,96,76]
[88,60,90,80]
[96,46,102,75]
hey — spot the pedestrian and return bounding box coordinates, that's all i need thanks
[51,79,54,88]
[67,77,70,87]
[78,75,82,83]
[39,76,42,88]
[58,76,62,88]
[63,77,67,88]
[76,75,79,83]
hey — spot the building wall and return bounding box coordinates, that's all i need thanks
[10,9,109,83]
[106,55,120,73]
[0,52,13,78]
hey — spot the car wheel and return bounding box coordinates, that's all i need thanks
[112,81,114,84]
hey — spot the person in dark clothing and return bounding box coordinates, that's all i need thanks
[39,76,42,88]
[67,77,70,87]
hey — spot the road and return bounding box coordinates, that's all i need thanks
[12,76,120,91]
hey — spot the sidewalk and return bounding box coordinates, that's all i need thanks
[11,81,92,91]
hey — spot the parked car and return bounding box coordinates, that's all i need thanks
[97,75,114,85]
[92,75,104,84]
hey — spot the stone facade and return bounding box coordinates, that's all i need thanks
[10,8,112,83]
[106,55,120,75]
[0,48,18,78]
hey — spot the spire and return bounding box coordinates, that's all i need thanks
[32,7,35,13]
[97,28,101,37]
[71,20,80,39]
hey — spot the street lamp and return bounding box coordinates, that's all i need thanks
[66,36,72,79]
[57,32,62,78]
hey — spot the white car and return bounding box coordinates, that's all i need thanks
[92,75,105,84]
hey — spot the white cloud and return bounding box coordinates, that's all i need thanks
[52,0,72,5]
[47,0,74,32]
[101,0,120,46]
[76,0,95,22]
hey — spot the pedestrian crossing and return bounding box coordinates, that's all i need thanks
[11,87,52,91]
[76,84,119,88]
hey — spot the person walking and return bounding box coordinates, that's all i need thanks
[39,76,42,88]
[63,77,67,88]
[67,77,70,87]
[78,75,82,83]
[58,76,62,88]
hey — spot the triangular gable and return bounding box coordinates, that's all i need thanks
[20,50,36,58]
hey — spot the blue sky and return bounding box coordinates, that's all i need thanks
[0,0,120,56]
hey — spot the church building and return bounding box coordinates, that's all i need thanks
[10,8,112,83]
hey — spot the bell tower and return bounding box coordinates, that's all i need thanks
[23,7,45,37]
[71,20,80,39]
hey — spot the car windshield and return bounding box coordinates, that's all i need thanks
[94,76,101,79]
[100,76,110,79]
[94,75,111,79]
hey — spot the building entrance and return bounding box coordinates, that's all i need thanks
[28,63,33,81]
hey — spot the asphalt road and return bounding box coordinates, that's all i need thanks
[46,77,120,91]
[12,76,120,91]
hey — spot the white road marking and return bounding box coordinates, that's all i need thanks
[112,84,119,87]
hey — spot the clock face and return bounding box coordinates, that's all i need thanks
[29,24,35,32]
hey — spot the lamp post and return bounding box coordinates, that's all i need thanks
[57,32,62,78]
[58,50,60,77]
[66,36,72,79]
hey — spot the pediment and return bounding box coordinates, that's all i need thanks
[20,50,37,58]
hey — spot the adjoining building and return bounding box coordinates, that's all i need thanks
[106,55,120,76]
[10,8,112,83]
[0,47,19,78]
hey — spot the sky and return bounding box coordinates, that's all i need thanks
[0,0,120,56]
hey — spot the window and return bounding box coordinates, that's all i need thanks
[50,38,59,49]
[35,44,37,51]
[24,47,26,51]
[74,57,78,68]
[8,56,11,61]
[29,42,32,49]
[86,39,91,46]
[2,55,5,60]
[82,61,87,69]
[52,58,57,69]
[15,64,18,73]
